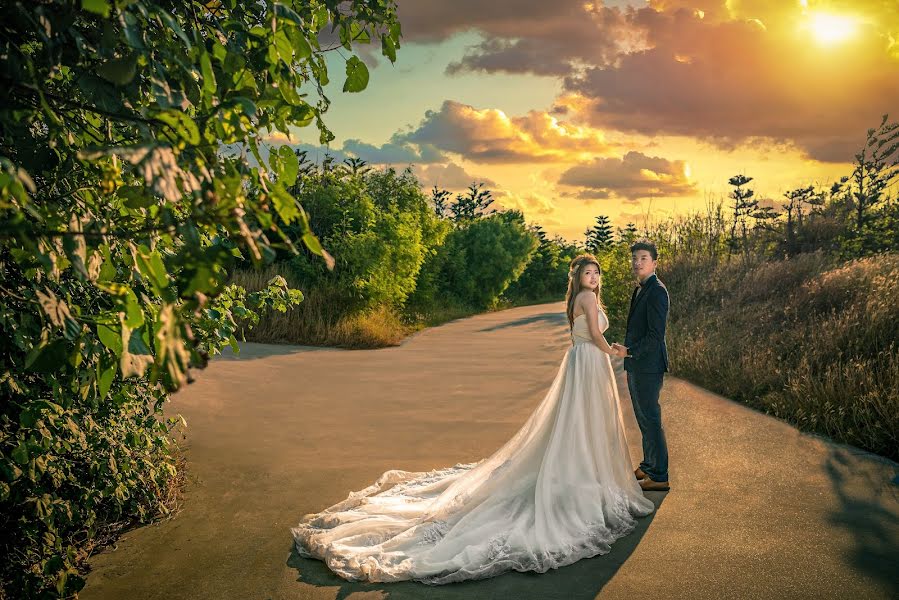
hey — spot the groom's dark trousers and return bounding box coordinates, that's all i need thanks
[623,273,670,483]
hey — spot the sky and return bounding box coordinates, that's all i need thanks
[268,0,899,241]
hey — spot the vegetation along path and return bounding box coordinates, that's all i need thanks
[82,302,899,600]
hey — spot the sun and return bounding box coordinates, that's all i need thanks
[807,12,859,45]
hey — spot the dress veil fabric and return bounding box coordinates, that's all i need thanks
[291,310,654,584]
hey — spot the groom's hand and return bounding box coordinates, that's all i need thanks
[611,343,628,358]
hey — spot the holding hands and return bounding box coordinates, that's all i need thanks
[610,343,629,358]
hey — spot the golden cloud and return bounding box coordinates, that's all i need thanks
[397,100,618,163]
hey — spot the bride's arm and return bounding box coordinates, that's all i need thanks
[581,296,615,355]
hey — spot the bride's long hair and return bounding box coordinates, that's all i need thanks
[565,254,605,329]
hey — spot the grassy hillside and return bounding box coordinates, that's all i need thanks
[662,252,898,461]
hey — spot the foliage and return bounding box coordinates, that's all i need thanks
[0,0,400,596]
[432,182,496,223]
[664,252,899,461]
[585,215,614,254]
[593,242,639,342]
[285,164,449,312]
[592,112,899,459]
[421,210,538,309]
[503,226,573,303]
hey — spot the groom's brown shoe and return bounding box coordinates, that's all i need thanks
[634,468,648,480]
[639,477,670,492]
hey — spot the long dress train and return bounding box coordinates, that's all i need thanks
[290,309,654,584]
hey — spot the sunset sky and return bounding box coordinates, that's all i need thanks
[271,0,899,241]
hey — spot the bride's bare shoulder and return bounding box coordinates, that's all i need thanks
[574,291,598,311]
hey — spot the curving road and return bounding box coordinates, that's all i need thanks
[82,301,899,600]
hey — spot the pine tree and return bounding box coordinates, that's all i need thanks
[728,174,757,257]
[617,222,638,245]
[450,182,495,223]
[584,215,614,253]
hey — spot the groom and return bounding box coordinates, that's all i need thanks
[612,240,671,492]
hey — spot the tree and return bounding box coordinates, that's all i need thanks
[431,185,452,218]
[504,224,565,301]
[340,157,372,177]
[412,210,538,309]
[782,185,816,256]
[727,174,757,258]
[585,215,614,254]
[617,222,639,245]
[0,1,402,596]
[449,182,496,223]
[849,115,899,242]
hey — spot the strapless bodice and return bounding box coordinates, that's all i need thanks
[571,311,608,345]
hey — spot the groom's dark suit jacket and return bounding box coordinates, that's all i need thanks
[623,274,670,374]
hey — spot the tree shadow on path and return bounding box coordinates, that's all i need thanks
[478,312,569,333]
[824,447,899,597]
[286,494,666,600]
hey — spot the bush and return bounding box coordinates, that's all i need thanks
[0,1,400,596]
[412,210,538,310]
[286,168,449,312]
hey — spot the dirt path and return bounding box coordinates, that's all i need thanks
[81,302,899,600]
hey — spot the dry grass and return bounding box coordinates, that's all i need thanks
[228,266,494,349]
[666,252,899,460]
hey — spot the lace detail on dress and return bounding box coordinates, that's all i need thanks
[416,520,450,545]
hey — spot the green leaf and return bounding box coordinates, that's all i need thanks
[274,29,293,65]
[278,82,303,106]
[97,55,137,85]
[381,34,396,63]
[200,51,216,96]
[154,110,200,145]
[12,443,29,465]
[302,232,323,256]
[270,184,300,224]
[122,288,144,329]
[98,244,117,282]
[286,27,312,60]
[97,321,123,356]
[157,10,191,48]
[27,339,69,373]
[82,0,110,18]
[118,185,157,208]
[349,22,371,44]
[228,96,257,118]
[270,145,299,187]
[343,56,369,93]
[97,358,117,398]
[273,3,302,23]
[134,244,168,293]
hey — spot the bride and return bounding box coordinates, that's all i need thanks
[291,254,655,584]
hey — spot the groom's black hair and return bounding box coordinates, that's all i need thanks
[630,239,658,261]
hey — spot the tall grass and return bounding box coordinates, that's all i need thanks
[663,252,899,460]
[227,265,495,349]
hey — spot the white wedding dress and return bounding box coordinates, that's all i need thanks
[291,309,654,584]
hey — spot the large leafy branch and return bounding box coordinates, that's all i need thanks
[0,3,401,594]
[1,0,402,390]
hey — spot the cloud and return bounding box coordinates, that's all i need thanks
[563,6,899,162]
[395,100,617,163]
[494,190,558,216]
[411,162,497,190]
[341,138,445,164]
[558,150,697,200]
[400,1,899,162]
